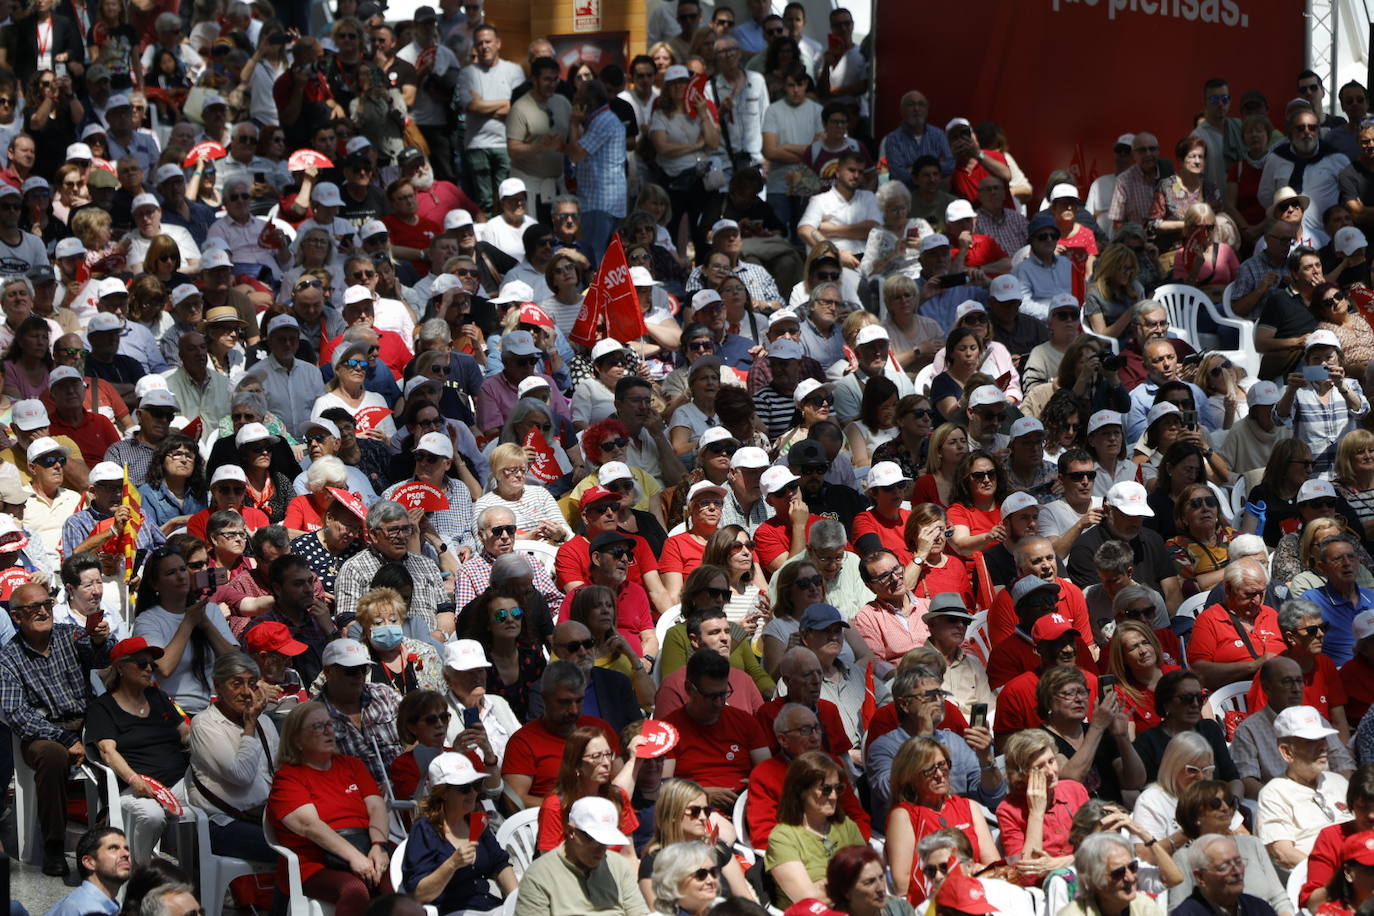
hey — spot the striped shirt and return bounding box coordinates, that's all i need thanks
[1283,381,1371,479]
[753,385,799,439]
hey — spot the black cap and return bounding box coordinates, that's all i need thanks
[397,146,425,168]
[413,4,438,22]
[589,531,635,553]
[358,0,383,18]
[787,439,827,468]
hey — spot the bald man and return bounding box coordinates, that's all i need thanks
[527,620,645,732]
[162,332,231,450]
[753,646,853,759]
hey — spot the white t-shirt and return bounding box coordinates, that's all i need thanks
[311,389,398,440]
[131,603,235,714]
[571,376,616,427]
[1038,498,1100,541]
[125,224,201,269]
[1133,782,1243,839]
[668,400,716,445]
[762,97,823,195]
[479,214,537,262]
[798,187,882,254]
[1257,772,1353,855]
[457,58,525,149]
[0,230,49,272]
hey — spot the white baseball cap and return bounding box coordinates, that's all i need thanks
[171,283,201,307]
[321,638,370,667]
[1009,417,1045,440]
[1298,479,1338,503]
[131,192,160,213]
[139,389,178,411]
[134,375,169,399]
[1274,705,1338,741]
[568,796,630,847]
[1355,609,1374,644]
[664,64,690,82]
[691,289,723,310]
[989,275,1023,301]
[710,218,741,236]
[429,274,463,297]
[98,277,128,298]
[731,446,770,469]
[517,376,550,398]
[201,249,233,270]
[427,752,485,787]
[1145,402,1182,428]
[48,366,85,387]
[598,460,633,485]
[1116,133,1136,148]
[768,309,801,329]
[1247,380,1282,408]
[1049,183,1080,202]
[866,461,911,490]
[944,199,976,223]
[1049,293,1080,313]
[1001,491,1039,517]
[154,163,185,186]
[686,480,728,503]
[443,639,490,671]
[854,325,889,347]
[89,461,124,484]
[1087,409,1123,435]
[20,176,49,195]
[343,285,373,306]
[945,117,972,133]
[793,378,827,405]
[967,385,1004,409]
[761,465,800,495]
[1336,226,1368,257]
[25,436,69,464]
[444,210,474,230]
[497,177,526,199]
[235,422,279,449]
[491,280,534,305]
[301,417,340,439]
[65,142,93,161]
[311,182,343,207]
[360,219,388,241]
[698,427,739,452]
[416,431,454,459]
[404,376,442,399]
[918,233,950,253]
[591,338,627,362]
[1105,481,1153,517]
[628,266,659,287]
[11,399,49,431]
[55,237,86,259]
[1306,328,1343,352]
[211,465,247,485]
[955,300,987,324]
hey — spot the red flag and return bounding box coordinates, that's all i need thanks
[568,285,604,349]
[572,235,646,347]
[860,660,877,731]
[523,427,562,483]
[1176,226,1210,277]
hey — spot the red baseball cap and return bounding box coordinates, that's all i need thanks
[1343,831,1374,866]
[517,302,554,328]
[1031,612,1076,643]
[110,637,165,664]
[580,485,619,509]
[934,874,998,914]
[243,621,308,656]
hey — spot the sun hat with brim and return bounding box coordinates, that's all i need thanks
[201,306,245,329]
[922,593,974,626]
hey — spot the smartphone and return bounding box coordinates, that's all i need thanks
[1303,365,1331,383]
[463,706,481,729]
[1102,354,1126,371]
[968,702,988,730]
[130,547,148,581]
[1181,409,1198,430]
[191,567,231,592]
[938,271,969,288]
[1181,353,1203,367]
[85,608,104,636]
[1098,674,1117,699]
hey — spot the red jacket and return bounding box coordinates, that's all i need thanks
[744,755,871,847]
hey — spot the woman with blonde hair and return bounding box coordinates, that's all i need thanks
[472,443,572,544]
[995,729,1088,868]
[1195,351,1247,431]
[1107,618,1177,734]
[1336,426,1374,540]
[639,778,755,907]
[647,41,678,87]
[71,206,125,272]
[354,587,444,694]
[1131,730,1241,842]
[1166,202,1239,296]
[911,423,969,507]
[1274,515,1374,593]
[1084,242,1145,338]
[881,274,944,371]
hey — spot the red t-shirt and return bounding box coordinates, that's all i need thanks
[536,786,637,851]
[319,328,412,377]
[187,505,272,541]
[754,513,820,569]
[754,696,852,757]
[284,494,326,533]
[1188,604,1285,665]
[987,577,1092,645]
[952,150,1011,205]
[911,474,945,508]
[1340,654,1374,726]
[852,509,912,565]
[950,235,1009,270]
[414,181,481,227]
[381,214,442,276]
[908,555,973,609]
[1112,663,1181,734]
[1304,821,1363,907]
[660,531,707,577]
[1245,653,1347,719]
[745,755,871,847]
[503,716,620,799]
[556,581,654,653]
[946,503,1000,538]
[994,668,1099,737]
[996,778,1090,857]
[48,409,120,467]
[985,631,1098,691]
[554,533,658,592]
[657,666,763,719]
[664,705,770,793]
[267,755,379,889]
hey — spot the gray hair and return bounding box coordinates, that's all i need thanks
[1075,832,1135,897]
[139,883,198,916]
[875,180,911,210]
[498,397,552,446]
[1189,833,1238,875]
[229,391,267,419]
[341,324,379,344]
[808,518,847,552]
[808,282,842,310]
[891,665,941,702]
[223,178,251,198]
[476,505,515,533]
[1,275,33,298]
[206,509,246,538]
[418,318,452,344]
[1227,534,1267,562]
[305,455,348,493]
[366,499,408,530]
[1223,557,1267,591]
[1112,584,1156,615]
[212,651,260,685]
[772,701,816,736]
[1130,299,1166,320]
[1319,534,1360,563]
[154,12,181,32]
[1093,539,1134,576]
[490,552,534,584]
[1278,597,1324,632]
[917,831,967,862]
[552,194,579,211]
[541,659,587,696]
[650,841,716,914]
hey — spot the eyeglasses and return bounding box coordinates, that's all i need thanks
[690,682,734,702]
[1032,232,1058,242]
[691,867,720,881]
[455,268,479,278]
[487,524,516,539]
[920,760,952,778]
[305,720,335,734]
[1174,692,1207,706]
[341,358,372,372]
[493,606,523,624]
[1064,470,1097,482]
[583,750,615,763]
[1188,496,1219,510]
[815,782,843,797]
[1120,605,1154,620]
[559,638,596,653]
[923,861,951,880]
[781,723,820,738]
[378,525,416,538]
[1109,859,1141,882]
[414,711,452,726]
[1184,763,1217,777]
[500,466,528,478]
[794,574,824,589]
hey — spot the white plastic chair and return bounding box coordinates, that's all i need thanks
[513,540,558,578]
[1173,591,1211,622]
[11,732,115,865]
[1229,474,1251,528]
[493,806,540,879]
[1153,283,1259,379]
[1208,680,1250,718]
[965,610,992,665]
[1286,857,1307,914]
[388,837,440,916]
[263,813,336,916]
[913,363,936,396]
[1080,320,1121,355]
[652,604,683,683]
[188,804,273,916]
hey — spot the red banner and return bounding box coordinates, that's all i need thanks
[390,481,450,512]
[523,427,562,483]
[1177,227,1211,277]
[354,406,392,432]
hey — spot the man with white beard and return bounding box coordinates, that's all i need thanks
[396,145,482,226]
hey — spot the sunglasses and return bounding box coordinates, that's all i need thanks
[226,193,252,202]
[1188,496,1219,510]
[1294,622,1331,637]
[813,271,841,282]
[1175,692,1207,706]
[703,443,733,456]
[794,574,824,589]
[559,638,596,653]
[414,711,452,726]
[244,442,272,454]
[704,586,731,601]
[1064,470,1097,482]
[33,453,67,468]
[800,463,828,475]
[683,805,709,819]
[341,358,372,371]
[122,656,155,670]
[1206,794,1239,811]
[493,606,523,624]
[58,346,88,359]
[598,544,634,559]
[485,525,516,539]
[691,867,720,881]
[803,396,834,409]
[968,469,997,481]
[295,279,323,291]
[1109,860,1141,882]
[415,452,447,464]
[923,861,951,880]
[688,340,715,352]
[352,270,377,280]
[600,437,628,451]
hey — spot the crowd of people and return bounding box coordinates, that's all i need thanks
[4,2,1374,916]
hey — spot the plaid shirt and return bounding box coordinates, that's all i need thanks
[686,260,781,304]
[103,438,156,488]
[0,623,110,745]
[453,549,564,610]
[975,208,1029,259]
[61,506,167,558]
[336,547,446,630]
[316,683,403,792]
[1107,165,1159,226]
[881,124,954,183]
[1282,380,1371,478]
[1232,247,1290,300]
[574,106,628,217]
[381,477,476,556]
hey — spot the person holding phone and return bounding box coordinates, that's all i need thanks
[1276,329,1370,479]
